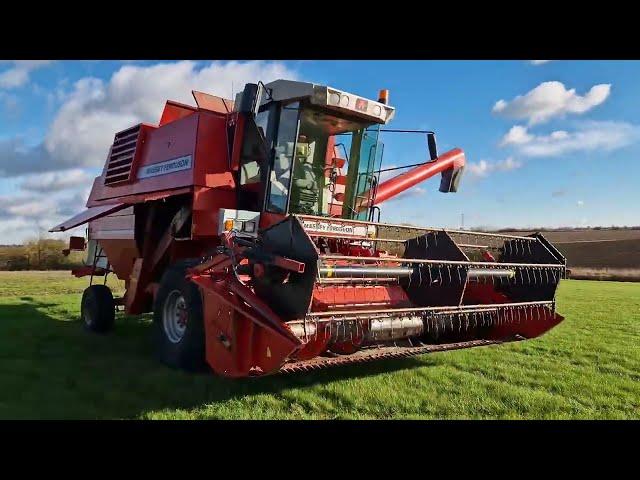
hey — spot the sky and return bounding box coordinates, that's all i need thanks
[0,59,639,244]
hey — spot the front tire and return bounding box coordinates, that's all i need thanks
[153,261,207,372]
[81,284,115,333]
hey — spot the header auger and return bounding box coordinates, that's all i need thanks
[52,80,566,377]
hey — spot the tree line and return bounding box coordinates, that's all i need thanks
[0,238,84,271]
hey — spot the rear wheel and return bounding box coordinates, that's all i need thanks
[153,261,207,372]
[81,284,115,333]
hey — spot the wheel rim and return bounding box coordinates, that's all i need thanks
[162,290,188,344]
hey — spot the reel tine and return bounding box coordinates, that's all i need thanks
[350,318,354,343]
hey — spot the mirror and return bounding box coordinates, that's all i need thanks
[427,132,438,160]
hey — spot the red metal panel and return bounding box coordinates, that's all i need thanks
[191,275,300,377]
[194,111,235,188]
[88,114,199,203]
[159,100,197,126]
[192,186,236,237]
[312,285,409,311]
[259,211,286,229]
[192,90,234,114]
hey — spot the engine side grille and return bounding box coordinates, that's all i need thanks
[104,124,141,185]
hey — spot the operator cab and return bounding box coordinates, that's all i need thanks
[234,80,395,221]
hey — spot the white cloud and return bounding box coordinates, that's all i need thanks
[7,201,50,218]
[492,81,611,125]
[530,60,551,65]
[0,60,300,244]
[500,121,640,157]
[20,169,93,193]
[0,186,91,244]
[0,60,298,177]
[577,200,584,207]
[467,157,522,177]
[500,125,534,146]
[44,61,297,170]
[387,186,427,202]
[0,60,54,89]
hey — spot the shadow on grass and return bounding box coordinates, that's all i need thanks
[0,297,430,419]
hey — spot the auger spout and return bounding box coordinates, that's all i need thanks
[355,148,466,212]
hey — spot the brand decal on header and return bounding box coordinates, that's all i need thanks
[302,219,369,237]
[138,155,192,179]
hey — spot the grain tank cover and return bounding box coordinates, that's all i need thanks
[238,79,396,125]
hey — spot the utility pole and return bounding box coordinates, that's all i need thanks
[460,213,465,230]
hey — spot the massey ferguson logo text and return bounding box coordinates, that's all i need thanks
[303,220,358,235]
[138,155,192,179]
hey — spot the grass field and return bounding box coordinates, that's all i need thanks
[0,271,638,419]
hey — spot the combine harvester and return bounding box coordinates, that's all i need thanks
[52,80,566,377]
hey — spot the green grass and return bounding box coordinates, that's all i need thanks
[0,271,638,419]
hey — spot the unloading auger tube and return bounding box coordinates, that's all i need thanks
[49,79,566,378]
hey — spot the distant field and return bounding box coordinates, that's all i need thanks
[569,267,640,282]
[0,270,638,419]
[502,229,640,243]
[500,229,640,280]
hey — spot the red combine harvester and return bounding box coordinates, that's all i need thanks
[52,80,566,377]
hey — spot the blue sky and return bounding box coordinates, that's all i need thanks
[1,60,638,244]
